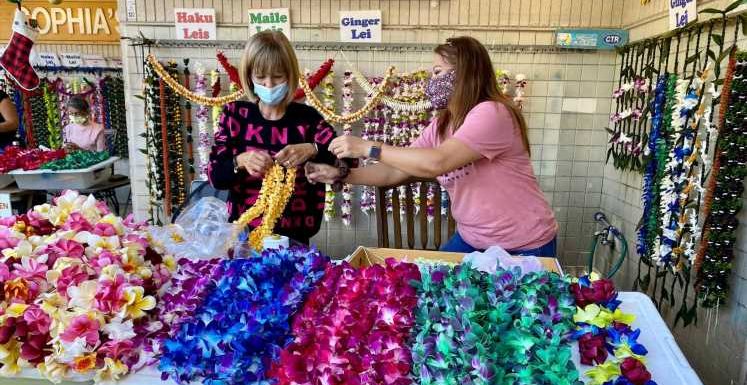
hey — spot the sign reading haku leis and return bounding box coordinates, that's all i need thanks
[174,8,216,40]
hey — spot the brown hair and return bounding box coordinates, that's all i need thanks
[239,31,299,106]
[434,36,530,155]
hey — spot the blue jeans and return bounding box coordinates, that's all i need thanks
[441,232,557,258]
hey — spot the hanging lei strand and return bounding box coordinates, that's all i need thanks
[320,72,337,222]
[144,61,164,223]
[194,63,211,180]
[695,51,746,308]
[29,90,48,148]
[99,77,113,153]
[652,74,695,269]
[43,81,62,149]
[514,73,527,109]
[21,90,35,148]
[167,61,188,212]
[637,75,669,259]
[210,70,222,172]
[158,77,173,219]
[183,59,195,183]
[340,71,354,226]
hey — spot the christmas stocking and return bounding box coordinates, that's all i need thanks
[0,10,40,91]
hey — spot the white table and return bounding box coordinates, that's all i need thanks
[4,292,702,385]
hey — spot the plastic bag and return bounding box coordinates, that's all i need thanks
[150,198,240,260]
[463,245,543,277]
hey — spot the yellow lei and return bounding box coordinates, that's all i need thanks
[234,164,296,251]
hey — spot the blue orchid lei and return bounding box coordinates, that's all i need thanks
[637,75,669,258]
[411,264,580,385]
[158,247,329,385]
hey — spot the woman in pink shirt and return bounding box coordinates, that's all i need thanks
[306,36,558,256]
[63,96,106,152]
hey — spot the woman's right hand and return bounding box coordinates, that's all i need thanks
[236,150,273,177]
[304,162,341,185]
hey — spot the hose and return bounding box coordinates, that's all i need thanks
[587,229,629,279]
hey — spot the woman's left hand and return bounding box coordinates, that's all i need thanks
[329,136,371,158]
[274,143,317,167]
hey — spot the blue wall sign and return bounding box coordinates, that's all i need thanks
[555,29,629,50]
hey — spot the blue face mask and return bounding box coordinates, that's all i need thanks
[253,82,289,106]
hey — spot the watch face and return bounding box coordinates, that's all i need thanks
[370,146,382,159]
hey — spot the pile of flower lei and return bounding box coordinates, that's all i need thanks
[571,275,656,385]
[0,146,66,173]
[40,151,110,171]
[270,259,419,385]
[411,264,579,385]
[159,247,329,385]
[695,52,747,307]
[143,258,224,357]
[0,190,173,383]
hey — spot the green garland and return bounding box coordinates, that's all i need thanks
[43,82,62,149]
[40,150,109,170]
[28,92,48,148]
[143,61,165,223]
[105,77,129,158]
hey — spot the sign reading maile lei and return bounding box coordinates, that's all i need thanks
[174,8,216,40]
[248,8,291,39]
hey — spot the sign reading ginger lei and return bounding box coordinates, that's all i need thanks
[0,0,119,43]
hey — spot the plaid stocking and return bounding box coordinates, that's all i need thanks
[0,10,40,91]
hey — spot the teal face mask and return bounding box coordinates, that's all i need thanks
[253,82,288,106]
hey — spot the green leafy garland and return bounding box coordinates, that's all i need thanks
[43,81,62,149]
[104,77,128,158]
[142,61,165,223]
[28,91,48,148]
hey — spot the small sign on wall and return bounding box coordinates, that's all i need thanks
[248,8,291,39]
[339,10,382,43]
[555,29,628,50]
[175,8,216,40]
[83,54,107,67]
[60,53,83,67]
[35,52,60,66]
[0,193,11,217]
[669,0,697,30]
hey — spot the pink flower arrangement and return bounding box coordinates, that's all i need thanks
[0,191,171,383]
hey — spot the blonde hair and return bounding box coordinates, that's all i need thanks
[239,31,299,106]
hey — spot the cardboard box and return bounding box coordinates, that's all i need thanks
[346,246,563,274]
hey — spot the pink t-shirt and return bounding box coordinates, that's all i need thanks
[411,101,557,250]
[63,122,106,152]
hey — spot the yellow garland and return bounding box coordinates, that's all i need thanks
[300,66,395,123]
[234,164,296,251]
[146,54,245,107]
